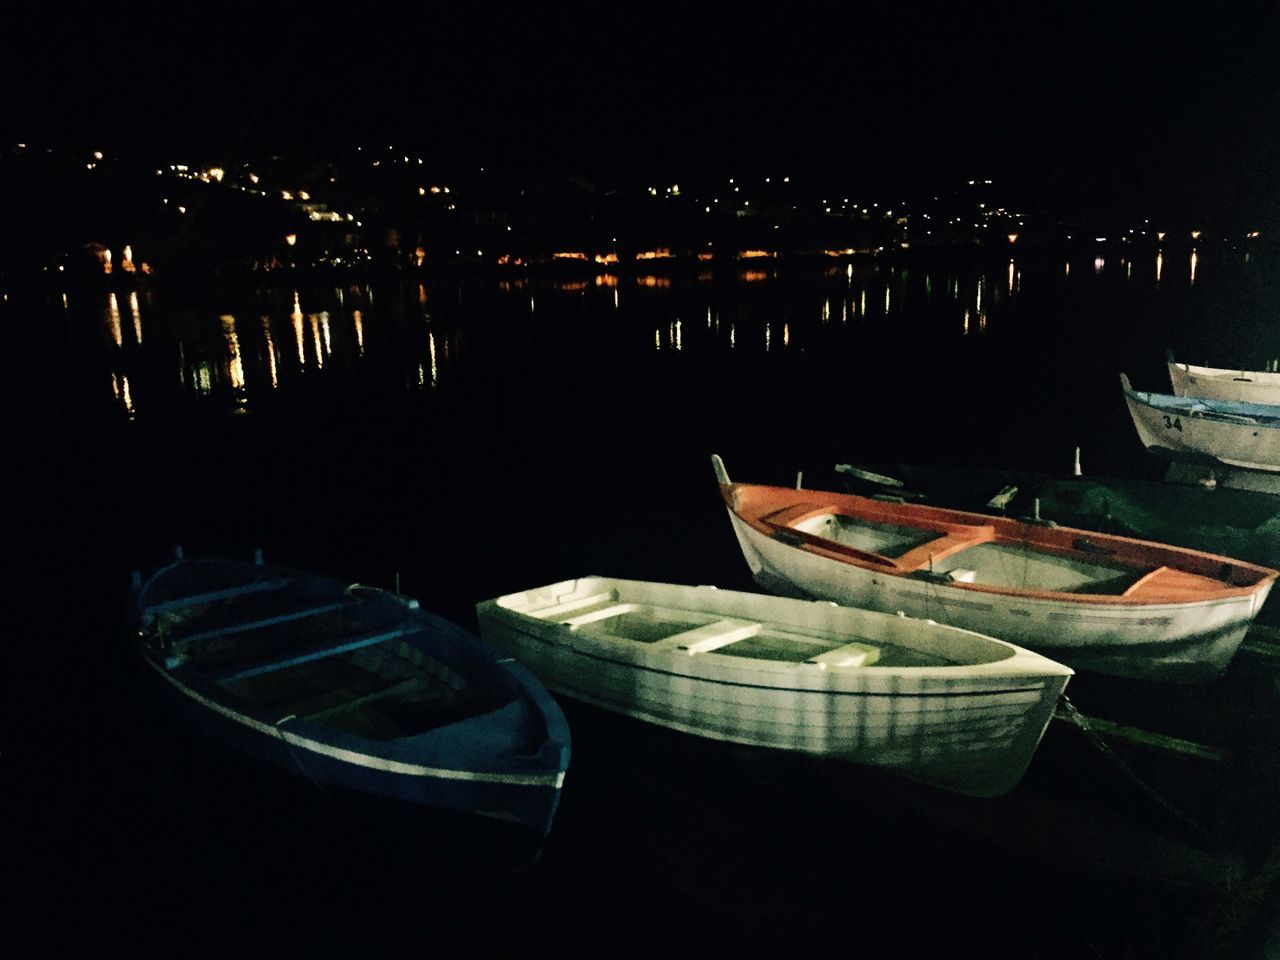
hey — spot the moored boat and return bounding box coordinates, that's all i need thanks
[1167,349,1280,406]
[133,551,571,838]
[1122,373,1280,473]
[476,576,1072,797]
[712,455,1276,683]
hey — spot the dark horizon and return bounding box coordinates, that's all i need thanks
[5,6,1280,222]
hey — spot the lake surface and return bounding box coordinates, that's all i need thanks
[13,244,1280,956]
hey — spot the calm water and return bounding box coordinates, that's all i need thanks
[14,246,1280,956]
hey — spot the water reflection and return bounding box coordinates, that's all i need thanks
[292,293,306,366]
[262,316,279,389]
[112,372,134,417]
[129,291,143,344]
[221,315,246,399]
[106,293,123,347]
[57,245,1262,419]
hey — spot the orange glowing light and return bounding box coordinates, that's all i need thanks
[743,270,769,282]
[1190,230,1201,240]
[595,274,619,288]
[415,246,427,267]
[737,250,777,259]
[636,275,672,288]
[282,190,293,200]
[594,252,619,265]
[1007,233,1019,244]
[635,248,674,260]
[697,252,714,261]
[553,252,589,261]
[285,234,297,247]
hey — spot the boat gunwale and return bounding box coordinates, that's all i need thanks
[478,578,1074,685]
[474,613,1067,695]
[1168,354,1280,388]
[1124,376,1280,428]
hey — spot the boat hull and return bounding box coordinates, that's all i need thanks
[725,510,1270,683]
[478,579,1071,798]
[140,651,567,836]
[1169,359,1280,406]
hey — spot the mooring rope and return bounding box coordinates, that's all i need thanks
[1055,694,1210,839]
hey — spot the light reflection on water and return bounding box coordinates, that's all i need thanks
[129,291,143,344]
[105,292,123,347]
[51,247,1268,418]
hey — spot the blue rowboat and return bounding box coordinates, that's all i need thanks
[132,551,570,838]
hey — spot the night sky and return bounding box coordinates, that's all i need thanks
[5,5,1279,219]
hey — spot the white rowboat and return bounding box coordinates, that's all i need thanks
[1167,349,1280,406]
[477,576,1072,797]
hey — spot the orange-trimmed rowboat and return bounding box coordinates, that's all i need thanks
[712,456,1276,683]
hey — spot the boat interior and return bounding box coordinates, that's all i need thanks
[514,588,964,668]
[147,578,515,741]
[749,499,1269,601]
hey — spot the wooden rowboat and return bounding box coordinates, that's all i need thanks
[133,552,571,837]
[1122,373,1280,474]
[476,576,1072,797]
[712,455,1276,683]
[1167,349,1280,406]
